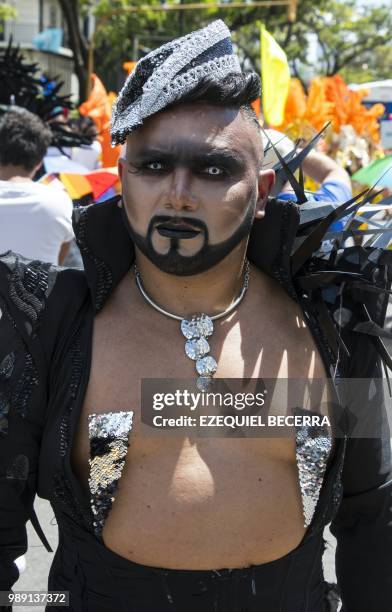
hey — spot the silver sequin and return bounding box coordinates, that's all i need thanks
[89,439,128,495]
[88,410,133,439]
[88,411,134,535]
[0,352,16,380]
[295,421,332,527]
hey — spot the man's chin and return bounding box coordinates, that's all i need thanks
[129,208,254,275]
[142,253,211,277]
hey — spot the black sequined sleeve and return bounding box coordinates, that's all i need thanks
[0,255,50,591]
[0,252,89,598]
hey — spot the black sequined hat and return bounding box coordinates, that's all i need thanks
[110,20,241,146]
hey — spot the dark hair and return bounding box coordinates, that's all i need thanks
[0,107,52,171]
[170,71,261,126]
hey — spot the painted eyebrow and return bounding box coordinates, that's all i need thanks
[128,146,247,167]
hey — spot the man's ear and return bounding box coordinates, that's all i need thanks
[254,169,275,220]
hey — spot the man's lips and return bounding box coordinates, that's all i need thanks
[156,222,201,239]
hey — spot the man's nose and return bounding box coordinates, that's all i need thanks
[166,168,198,211]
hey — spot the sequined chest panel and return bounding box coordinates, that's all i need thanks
[88,411,134,535]
[295,417,332,527]
[87,410,332,536]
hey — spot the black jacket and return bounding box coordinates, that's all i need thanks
[0,196,391,610]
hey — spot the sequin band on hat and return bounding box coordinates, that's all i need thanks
[111,20,242,145]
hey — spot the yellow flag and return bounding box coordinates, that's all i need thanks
[261,24,290,126]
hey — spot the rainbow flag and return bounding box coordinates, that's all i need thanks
[40,168,120,204]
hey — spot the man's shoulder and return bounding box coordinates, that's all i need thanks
[251,266,322,344]
[0,251,89,337]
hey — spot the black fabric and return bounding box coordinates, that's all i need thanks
[47,521,332,612]
[0,195,391,610]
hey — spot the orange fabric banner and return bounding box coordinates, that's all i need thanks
[79,73,122,168]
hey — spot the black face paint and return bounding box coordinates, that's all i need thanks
[128,143,248,179]
[122,138,260,275]
[121,203,256,276]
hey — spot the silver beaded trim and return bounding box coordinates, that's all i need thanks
[140,21,232,107]
[147,54,241,117]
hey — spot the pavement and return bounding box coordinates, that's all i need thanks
[13,498,58,612]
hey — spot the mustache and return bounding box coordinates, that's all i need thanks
[148,215,208,234]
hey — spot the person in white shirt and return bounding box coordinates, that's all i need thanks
[0,107,74,265]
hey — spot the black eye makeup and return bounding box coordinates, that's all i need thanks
[146,160,167,172]
[127,146,247,179]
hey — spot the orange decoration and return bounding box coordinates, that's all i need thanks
[251,97,261,117]
[123,61,137,76]
[273,75,384,144]
[281,78,307,121]
[79,73,122,168]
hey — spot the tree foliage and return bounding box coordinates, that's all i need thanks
[58,0,392,102]
[0,3,17,30]
[283,1,392,87]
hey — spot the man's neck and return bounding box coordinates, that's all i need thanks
[0,165,34,182]
[134,244,249,319]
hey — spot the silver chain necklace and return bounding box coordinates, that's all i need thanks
[134,261,250,390]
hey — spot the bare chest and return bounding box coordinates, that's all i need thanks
[69,288,330,568]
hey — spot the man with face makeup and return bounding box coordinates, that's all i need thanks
[0,20,391,612]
